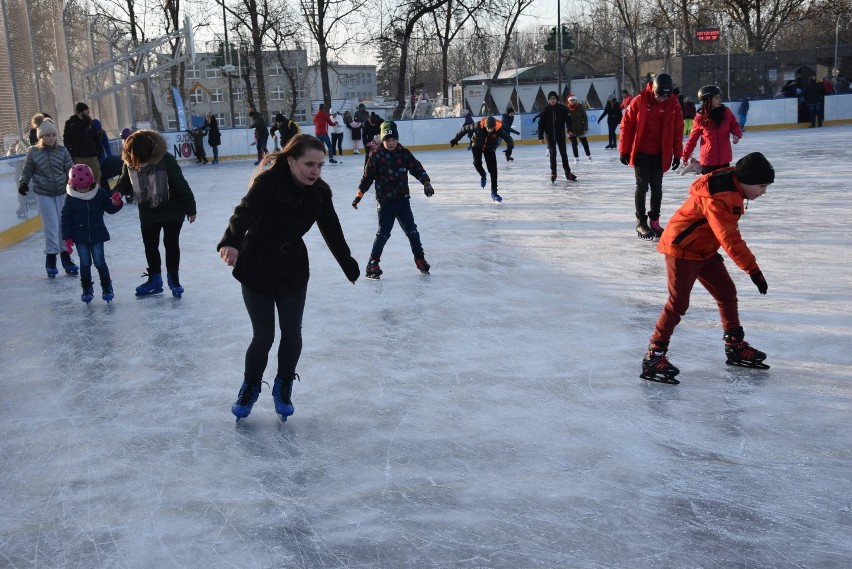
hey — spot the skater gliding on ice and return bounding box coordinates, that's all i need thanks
[450,115,514,202]
[619,73,684,240]
[114,130,197,298]
[61,164,123,304]
[354,121,435,279]
[218,135,359,422]
[566,95,592,163]
[17,118,78,277]
[641,152,775,384]
[682,85,743,176]
[537,91,577,183]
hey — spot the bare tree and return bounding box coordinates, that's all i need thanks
[228,0,278,118]
[720,0,811,52]
[428,0,487,106]
[298,0,368,109]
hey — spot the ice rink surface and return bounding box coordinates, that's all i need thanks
[1,126,850,568]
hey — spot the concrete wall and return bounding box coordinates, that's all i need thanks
[4,93,852,244]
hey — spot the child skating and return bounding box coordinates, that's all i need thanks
[641,152,775,384]
[449,115,514,202]
[352,121,434,279]
[61,165,124,303]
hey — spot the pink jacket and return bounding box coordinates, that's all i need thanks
[683,107,743,167]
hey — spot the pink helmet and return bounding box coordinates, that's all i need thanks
[68,164,95,190]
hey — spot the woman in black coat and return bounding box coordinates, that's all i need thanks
[206,113,221,163]
[217,134,360,422]
[598,95,623,149]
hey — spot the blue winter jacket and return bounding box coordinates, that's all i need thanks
[61,187,123,244]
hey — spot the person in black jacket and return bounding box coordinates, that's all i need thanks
[218,134,359,422]
[537,91,576,182]
[803,76,825,127]
[450,115,514,202]
[270,113,299,150]
[63,102,102,182]
[206,112,221,163]
[599,95,623,149]
[361,113,382,164]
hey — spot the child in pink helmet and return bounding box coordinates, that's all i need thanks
[61,164,124,303]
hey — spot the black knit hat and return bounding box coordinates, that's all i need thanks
[735,152,775,185]
[75,102,89,114]
[547,91,559,100]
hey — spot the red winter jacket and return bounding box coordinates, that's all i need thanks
[618,83,684,170]
[682,106,743,167]
[313,109,335,136]
[657,168,759,275]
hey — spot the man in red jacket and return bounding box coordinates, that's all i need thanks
[313,104,338,163]
[640,152,775,384]
[619,74,684,240]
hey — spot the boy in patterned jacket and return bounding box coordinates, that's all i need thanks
[641,152,775,384]
[352,121,435,279]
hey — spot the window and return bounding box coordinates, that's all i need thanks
[269,63,283,76]
[189,88,204,104]
[213,112,226,125]
[233,112,245,127]
[186,64,199,79]
[206,65,220,79]
[270,85,286,100]
[232,88,243,102]
[211,88,224,103]
[292,109,306,123]
[167,116,178,130]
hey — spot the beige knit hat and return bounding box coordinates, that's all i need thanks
[37,118,58,138]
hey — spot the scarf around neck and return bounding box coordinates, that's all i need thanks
[127,160,169,207]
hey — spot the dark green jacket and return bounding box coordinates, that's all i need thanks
[114,130,197,226]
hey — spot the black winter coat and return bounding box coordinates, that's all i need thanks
[61,188,123,244]
[62,115,99,158]
[208,117,221,147]
[599,100,623,125]
[536,103,571,141]
[217,166,359,296]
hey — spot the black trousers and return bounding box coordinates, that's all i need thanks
[332,133,344,154]
[472,148,499,190]
[569,135,591,158]
[241,283,307,383]
[547,137,571,174]
[140,220,183,275]
[607,122,618,147]
[633,152,664,218]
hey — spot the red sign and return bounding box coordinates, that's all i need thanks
[696,28,721,42]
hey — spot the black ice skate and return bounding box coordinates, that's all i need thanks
[365,256,383,280]
[635,214,655,240]
[723,328,770,369]
[640,344,680,384]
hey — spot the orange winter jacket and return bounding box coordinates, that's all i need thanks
[619,83,684,171]
[657,168,759,275]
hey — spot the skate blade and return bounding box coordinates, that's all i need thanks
[640,372,680,385]
[637,233,655,241]
[365,275,381,280]
[726,360,770,370]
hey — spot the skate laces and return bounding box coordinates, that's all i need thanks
[237,380,266,405]
[728,340,757,358]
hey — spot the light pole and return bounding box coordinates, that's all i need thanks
[834,14,841,92]
[556,0,562,97]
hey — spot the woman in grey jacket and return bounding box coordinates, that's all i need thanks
[18,119,79,277]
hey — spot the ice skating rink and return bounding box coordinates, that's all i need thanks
[1,126,850,568]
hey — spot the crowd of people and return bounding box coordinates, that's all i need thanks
[14,81,780,420]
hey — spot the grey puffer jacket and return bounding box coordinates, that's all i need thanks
[19,144,74,197]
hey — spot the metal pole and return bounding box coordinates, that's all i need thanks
[556,0,562,97]
[0,0,25,142]
[222,0,235,127]
[834,15,841,92]
[727,23,732,101]
[24,0,43,111]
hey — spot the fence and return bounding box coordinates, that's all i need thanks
[0,0,149,156]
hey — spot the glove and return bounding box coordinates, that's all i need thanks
[351,196,362,210]
[111,191,122,205]
[64,238,74,254]
[18,183,28,195]
[750,271,768,295]
[671,157,680,171]
[620,154,630,166]
[732,135,741,144]
[449,139,458,147]
[423,183,434,197]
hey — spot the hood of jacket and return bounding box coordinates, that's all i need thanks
[138,129,169,166]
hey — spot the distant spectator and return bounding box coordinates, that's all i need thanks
[63,102,102,182]
[803,76,825,127]
[92,119,111,162]
[28,113,51,146]
[682,97,697,136]
[206,112,221,163]
[822,77,834,95]
[249,110,269,165]
[738,93,751,131]
[620,89,633,110]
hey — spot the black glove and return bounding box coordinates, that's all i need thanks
[449,139,458,147]
[671,157,680,171]
[351,196,361,210]
[423,184,434,197]
[18,183,28,195]
[750,271,768,295]
[620,154,630,166]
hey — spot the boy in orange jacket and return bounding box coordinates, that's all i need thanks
[641,152,775,384]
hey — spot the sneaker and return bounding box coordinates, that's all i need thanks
[480,176,487,188]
